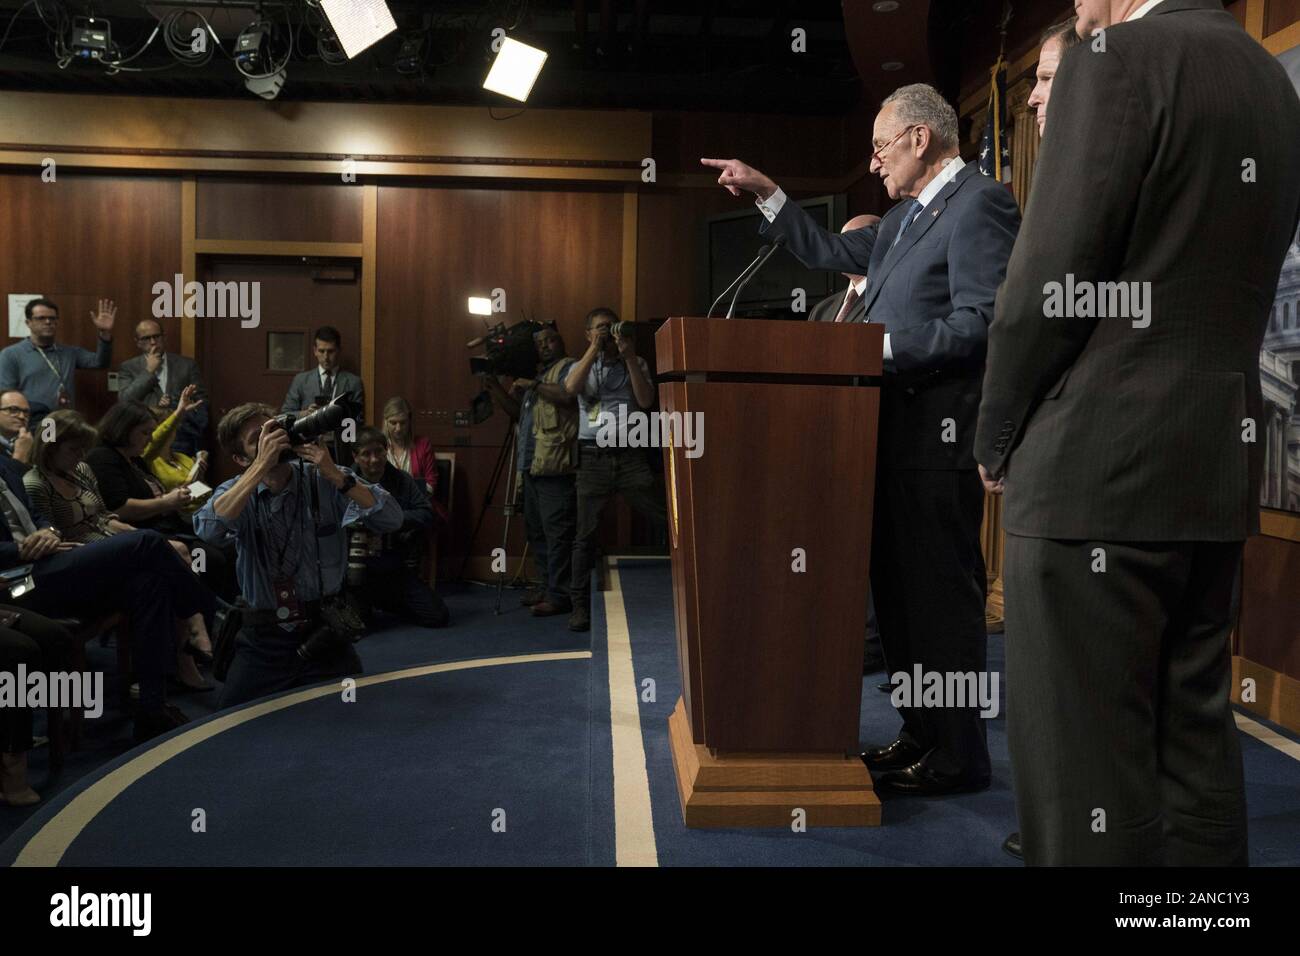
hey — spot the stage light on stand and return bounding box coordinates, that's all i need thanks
[482,37,547,103]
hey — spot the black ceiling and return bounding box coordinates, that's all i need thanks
[0,0,862,114]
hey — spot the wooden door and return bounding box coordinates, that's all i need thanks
[197,256,360,484]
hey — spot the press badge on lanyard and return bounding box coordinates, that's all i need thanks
[272,577,306,629]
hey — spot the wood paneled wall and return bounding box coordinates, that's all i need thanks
[374,183,625,558]
[0,172,181,424]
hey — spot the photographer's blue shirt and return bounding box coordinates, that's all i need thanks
[193,460,401,611]
[576,354,651,443]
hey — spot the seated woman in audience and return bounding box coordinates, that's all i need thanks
[382,396,447,523]
[86,400,236,602]
[85,401,193,537]
[26,410,212,689]
[1,608,74,806]
[142,385,210,514]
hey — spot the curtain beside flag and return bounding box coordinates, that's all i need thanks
[978,54,1012,185]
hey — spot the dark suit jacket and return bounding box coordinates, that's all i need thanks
[283,367,365,421]
[763,163,1021,468]
[808,286,867,324]
[0,454,52,570]
[975,0,1300,541]
[117,352,208,441]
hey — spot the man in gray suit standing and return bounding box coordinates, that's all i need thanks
[282,325,365,422]
[976,0,1300,865]
[282,325,365,464]
[807,214,881,325]
[703,83,1020,796]
[117,318,207,455]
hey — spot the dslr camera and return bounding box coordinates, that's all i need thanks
[268,396,349,462]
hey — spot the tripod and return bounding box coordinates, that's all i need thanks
[459,419,529,614]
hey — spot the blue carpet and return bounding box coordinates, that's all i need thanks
[3,566,1297,866]
[611,558,1300,867]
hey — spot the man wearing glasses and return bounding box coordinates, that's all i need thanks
[0,392,33,468]
[702,83,1020,798]
[0,297,115,427]
[116,318,208,455]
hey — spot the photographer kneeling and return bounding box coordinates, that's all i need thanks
[195,403,401,709]
[350,427,450,629]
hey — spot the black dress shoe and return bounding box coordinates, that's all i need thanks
[1002,831,1023,859]
[859,738,923,771]
[875,760,990,796]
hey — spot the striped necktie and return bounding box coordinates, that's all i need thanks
[890,199,923,251]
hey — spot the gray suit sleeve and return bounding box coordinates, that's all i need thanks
[975,44,1150,477]
[282,373,304,414]
[118,360,157,403]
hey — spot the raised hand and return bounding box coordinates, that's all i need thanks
[177,384,204,417]
[90,298,117,336]
[700,158,778,200]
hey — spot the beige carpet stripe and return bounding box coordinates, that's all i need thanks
[603,565,659,867]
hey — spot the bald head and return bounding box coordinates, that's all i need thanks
[840,214,881,282]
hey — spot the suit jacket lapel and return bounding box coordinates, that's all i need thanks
[861,164,975,320]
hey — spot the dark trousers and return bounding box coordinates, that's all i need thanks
[218,618,363,710]
[0,609,74,753]
[571,445,666,612]
[869,467,989,781]
[358,554,450,629]
[18,530,215,712]
[1003,534,1247,866]
[524,472,576,607]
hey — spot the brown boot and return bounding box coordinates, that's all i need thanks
[532,600,571,617]
[520,587,546,607]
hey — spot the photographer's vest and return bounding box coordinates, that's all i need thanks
[530,358,578,477]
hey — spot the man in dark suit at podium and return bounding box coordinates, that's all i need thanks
[976,0,1300,865]
[702,82,1020,796]
[807,215,880,325]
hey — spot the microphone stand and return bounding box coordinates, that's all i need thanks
[726,237,786,319]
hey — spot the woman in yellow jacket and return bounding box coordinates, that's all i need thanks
[142,384,210,514]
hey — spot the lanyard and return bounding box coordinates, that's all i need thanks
[33,344,68,389]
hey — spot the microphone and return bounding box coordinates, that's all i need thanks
[726,236,786,319]
[708,244,771,319]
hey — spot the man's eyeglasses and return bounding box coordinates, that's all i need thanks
[27,315,58,324]
[871,124,919,162]
[137,333,164,343]
[0,406,30,416]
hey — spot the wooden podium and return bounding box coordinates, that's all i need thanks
[655,317,883,828]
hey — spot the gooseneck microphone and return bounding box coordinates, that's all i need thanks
[707,244,771,319]
[725,235,786,319]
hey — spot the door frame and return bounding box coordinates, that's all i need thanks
[179,177,377,425]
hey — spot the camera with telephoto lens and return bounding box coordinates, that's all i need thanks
[295,594,367,662]
[269,397,349,463]
[607,320,634,341]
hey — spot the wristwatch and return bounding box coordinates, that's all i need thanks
[338,473,357,494]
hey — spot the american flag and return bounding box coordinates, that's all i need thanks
[979,54,1011,183]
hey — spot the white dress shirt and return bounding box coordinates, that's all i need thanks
[1126,0,1166,21]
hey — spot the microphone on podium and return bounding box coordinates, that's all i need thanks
[707,241,773,319]
[725,236,786,319]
